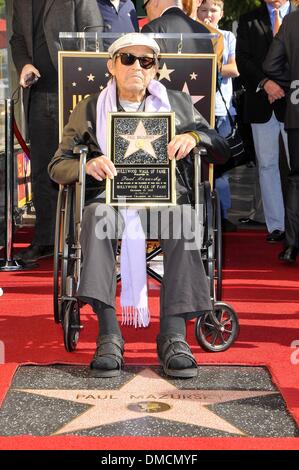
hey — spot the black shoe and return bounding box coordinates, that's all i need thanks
[15,244,54,262]
[222,218,237,232]
[278,246,298,264]
[266,230,285,243]
[90,334,124,378]
[239,217,265,226]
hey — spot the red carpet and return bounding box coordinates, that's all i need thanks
[0,230,299,449]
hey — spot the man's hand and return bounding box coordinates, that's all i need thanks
[263,79,285,103]
[168,133,197,161]
[20,64,41,88]
[86,155,117,181]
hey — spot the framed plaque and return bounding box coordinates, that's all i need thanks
[106,112,176,207]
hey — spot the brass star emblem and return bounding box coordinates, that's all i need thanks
[120,121,162,160]
[17,368,277,436]
[158,63,175,82]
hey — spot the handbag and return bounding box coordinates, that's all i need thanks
[215,83,248,175]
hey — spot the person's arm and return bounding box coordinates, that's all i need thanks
[48,98,102,185]
[74,0,104,31]
[263,22,290,91]
[220,55,239,78]
[9,1,32,74]
[236,15,266,89]
[191,108,231,165]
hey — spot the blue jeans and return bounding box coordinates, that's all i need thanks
[251,113,289,233]
[215,115,232,219]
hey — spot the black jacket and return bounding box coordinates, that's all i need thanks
[263,10,299,130]
[141,7,213,54]
[10,0,104,121]
[48,89,229,200]
[236,3,295,124]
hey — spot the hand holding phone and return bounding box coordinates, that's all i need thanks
[24,72,39,87]
[20,64,41,88]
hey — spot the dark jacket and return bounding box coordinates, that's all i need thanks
[263,10,299,130]
[48,89,230,198]
[10,0,104,120]
[141,7,213,54]
[236,2,295,124]
[97,0,138,34]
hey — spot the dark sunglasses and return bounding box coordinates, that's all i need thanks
[143,0,151,12]
[115,52,156,69]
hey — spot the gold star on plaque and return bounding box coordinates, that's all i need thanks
[120,120,162,159]
[182,82,204,105]
[17,368,277,436]
[72,82,77,87]
[99,85,104,90]
[158,63,175,82]
[87,73,95,82]
[190,72,198,80]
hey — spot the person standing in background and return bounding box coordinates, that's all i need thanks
[97,0,139,47]
[183,0,224,71]
[198,0,239,231]
[10,0,104,263]
[236,0,295,242]
[263,8,299,263]
[141,0,213,54]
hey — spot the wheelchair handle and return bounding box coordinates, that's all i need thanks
[73,145,88,155]
[193,146,207,215]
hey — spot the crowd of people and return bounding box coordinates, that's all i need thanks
[8,0,299,376]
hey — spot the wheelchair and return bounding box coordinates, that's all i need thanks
[53,145,239,353]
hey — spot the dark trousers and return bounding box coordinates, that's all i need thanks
[28,90,59,245]
[286,129,299,247]
[77,202,212,319]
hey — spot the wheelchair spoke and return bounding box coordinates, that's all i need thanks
[211,330,219,347]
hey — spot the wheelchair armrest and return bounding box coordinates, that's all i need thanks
[193,147,208,212]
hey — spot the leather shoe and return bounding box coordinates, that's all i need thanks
[278,246,298,263]
[16,244,54,262]
[266,230,285,243]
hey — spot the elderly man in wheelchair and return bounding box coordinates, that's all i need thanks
[48,33,230,379]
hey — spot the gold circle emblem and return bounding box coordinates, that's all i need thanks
[128,401,171,413]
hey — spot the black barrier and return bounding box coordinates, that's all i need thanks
[0,99,36,271]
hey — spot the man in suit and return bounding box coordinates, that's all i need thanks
[236,0,295,242]
[141,0,213,53]
[10,0,104,262]
[263,9,299,262]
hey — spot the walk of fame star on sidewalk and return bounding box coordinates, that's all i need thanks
[18,368,277,436]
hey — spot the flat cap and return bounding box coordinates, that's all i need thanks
[108,33,160,58]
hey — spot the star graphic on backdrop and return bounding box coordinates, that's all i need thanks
[72,82,77,87]
[120,121,162,159]
[99,85,104,90]
[18,368,277,436]
[182,82,204,105]
[105,72,110,78]
[87,73,95,82]
[190,72,198,80]
[158,63,175,82]
[78,67,82,72]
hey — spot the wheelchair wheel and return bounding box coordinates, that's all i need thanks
[53,186,75,324]
[53,187,64,323]
[195,301,239,352]
[62,299,81,352]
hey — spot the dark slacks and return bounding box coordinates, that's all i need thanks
[28,90,59,245]
[77,202,212,319]
[285,129,299,247]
